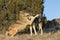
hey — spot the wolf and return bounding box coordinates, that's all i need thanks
[33,13,43,35]
[5,11,39,37]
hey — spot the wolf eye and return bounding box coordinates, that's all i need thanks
[28,18,31,20]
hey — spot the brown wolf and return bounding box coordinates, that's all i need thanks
[5,11,39,37]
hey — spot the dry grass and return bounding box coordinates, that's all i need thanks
[0,30,60,40]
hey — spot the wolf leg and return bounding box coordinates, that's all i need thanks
[33,24,37,35]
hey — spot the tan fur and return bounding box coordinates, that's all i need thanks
[38,13,43,35]
[39,22,43,35]
[6,11,39,37]
[6,24,28,37]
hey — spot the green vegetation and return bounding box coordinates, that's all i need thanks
[0,0,44,34]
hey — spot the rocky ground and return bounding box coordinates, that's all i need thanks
[0,30,60,40]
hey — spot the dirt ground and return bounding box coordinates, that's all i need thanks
[0,30,60,40]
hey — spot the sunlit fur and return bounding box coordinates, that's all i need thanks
[38,13,43,35]
[6,11,39,37]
